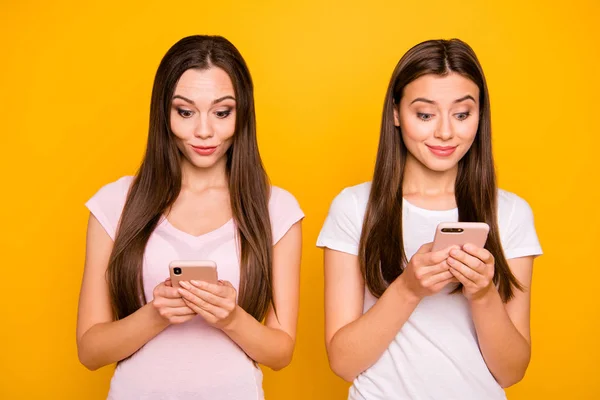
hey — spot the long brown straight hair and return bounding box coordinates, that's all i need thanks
[107,35,274,321]
[358,39,522,303]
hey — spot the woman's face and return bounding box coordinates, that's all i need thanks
[170,67,237,169]
[395,72,480,172]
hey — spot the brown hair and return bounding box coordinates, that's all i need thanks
[107,35,274,321]
[358,39,522,302]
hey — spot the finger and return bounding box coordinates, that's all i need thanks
[181,296,223,319]
[190,280,232,298]
[219,280,234,289]
[448,264,478,287]
[418,261,450,278]
[431,275,459,291]
[154,297,189,308]
[447,258,481,284]
[417,242,434,254]
[180,281,231,308]
[449,248,483,271]
[184,300,219,324]
[167,306,197,316]
[169,315,195,324]
[463,243,494,264]
[426,245,461,265]
[179,289,226,317]
[156,285,182,299]
[164,278,172,287]
[422,270,454,287]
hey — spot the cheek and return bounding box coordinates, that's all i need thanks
[215,117,236,140]
[170,114,193,140]
[400,118,431,146]
[455,118,479,144]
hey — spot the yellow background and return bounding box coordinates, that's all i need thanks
[1,0,599,398]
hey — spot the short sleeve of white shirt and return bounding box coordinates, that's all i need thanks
[499,191,543,259]
[316,188,362,256]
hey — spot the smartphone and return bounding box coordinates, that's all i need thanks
[168,260,218,287]
[432,222,490,252]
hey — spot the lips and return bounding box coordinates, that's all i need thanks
[426,144,457,157]
[190,145,217,156]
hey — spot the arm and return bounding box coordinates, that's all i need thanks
[77,214,192,370]
[179,221,303,370]
[324,244,457,382]
[448,246,534,387]
[324,249,418,382]
[470,257,533,387]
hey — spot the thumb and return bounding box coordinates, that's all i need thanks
[417,242,433,254]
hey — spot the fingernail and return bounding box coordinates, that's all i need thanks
[191,280,203,287]
[447,257,456,265]
[179,281,190,289]
[450,249,459,257]
[177,288,186,295]
[463,244,473,251]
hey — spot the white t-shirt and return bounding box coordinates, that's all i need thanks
[316,182,542,400]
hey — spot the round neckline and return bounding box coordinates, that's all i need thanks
[159,216,235,242]
[402,197,458,216]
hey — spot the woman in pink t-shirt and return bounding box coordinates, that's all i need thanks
[76,35,304,400]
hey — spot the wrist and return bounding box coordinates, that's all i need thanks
[469,285,499,307]
[221,305,245,334]
[146,301,171,329]
[393,275,422,305]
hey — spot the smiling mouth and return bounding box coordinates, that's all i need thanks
[426,144,457,157]
[190,145,218,155]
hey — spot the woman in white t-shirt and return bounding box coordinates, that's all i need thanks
[317,39,542,400]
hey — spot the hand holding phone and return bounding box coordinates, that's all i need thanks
[396,242,459,300]
[433,223,497,301]
[151,279,196,325]
[171,260,238,330]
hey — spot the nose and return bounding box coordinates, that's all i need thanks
[434,114,454,141]
[194,115,214,139]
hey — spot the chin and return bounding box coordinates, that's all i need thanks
[184,152,223,169]
[422,158,459,173]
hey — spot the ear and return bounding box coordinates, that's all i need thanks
[393,105,400,127]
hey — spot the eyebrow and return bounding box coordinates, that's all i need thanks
[410,95,476,105]
[172,95,236,105]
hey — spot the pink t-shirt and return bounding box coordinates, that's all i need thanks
[85,176,304,400]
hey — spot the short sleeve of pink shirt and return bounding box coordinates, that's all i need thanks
[85,176,133,240]
[85,175,304,245]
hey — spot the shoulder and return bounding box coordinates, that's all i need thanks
[269,185,304,244]
[269,185,303,214]
[85,175,135,240]
[330,181,371,214]
[497,188,542,258]
[497,189,535,223]
[98,175,134,195]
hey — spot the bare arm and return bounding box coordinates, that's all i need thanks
[448,245,534,387]
[469,257,534,387]
[324,244,456,381]
[76,214,192,370]
[179,221,303,370]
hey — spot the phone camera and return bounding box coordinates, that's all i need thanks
[173,267,182,275]
[441,228,464,233]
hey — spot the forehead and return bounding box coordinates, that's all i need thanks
[174,67,235,100]
[403,72,479,103]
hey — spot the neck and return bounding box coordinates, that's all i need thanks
[180,156,228,192]
[402,153,457,196]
